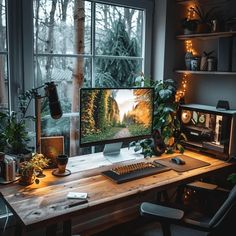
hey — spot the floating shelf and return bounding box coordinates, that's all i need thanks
[176,31,236,40]
[176,0,229,6]
[175,70,236,75]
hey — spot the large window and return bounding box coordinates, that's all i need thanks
[0,0,8,110]
[33,0,151,156]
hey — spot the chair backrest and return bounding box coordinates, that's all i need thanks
[209,184,236,234]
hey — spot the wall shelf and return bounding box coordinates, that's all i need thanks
[175,70,236,75]
[176,0,229,6]
[176,31,236,40]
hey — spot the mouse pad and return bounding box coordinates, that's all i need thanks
[155,155,210,172]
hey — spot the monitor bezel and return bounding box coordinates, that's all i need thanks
[79,87,154,148]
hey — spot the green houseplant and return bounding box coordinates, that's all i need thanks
[19,153,49,185]
[130,78,186,157]
[153,79,186,154]
[0,111,32,155]
[181,18,198,34]
[190,5,219,33]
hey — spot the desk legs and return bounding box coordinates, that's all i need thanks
[63,220,72,236]
[15,223,25,236]
[45,221,71,236]
[46,224,57,236]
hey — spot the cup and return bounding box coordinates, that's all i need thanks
[191,57,200,71]
[56,154,68,174]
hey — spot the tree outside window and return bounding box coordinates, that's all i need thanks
[33,0,144,156]
[0,0,8,110]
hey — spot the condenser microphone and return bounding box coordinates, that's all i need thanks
[44,82,63,119]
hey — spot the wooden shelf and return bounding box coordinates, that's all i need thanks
[175,70,236,75]
[176,31,236,40]
[176,0,229,6]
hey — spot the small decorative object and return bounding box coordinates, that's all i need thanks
[40,136,64,168]
[216,100,230,110]
[211,19,219,32]
[19,153,49,185]
[185,51,194,70]
[52,154,71,177]
[191,57,200,71]
[207,57,217,71]
[200,51,214,71]
[181,18,198,35]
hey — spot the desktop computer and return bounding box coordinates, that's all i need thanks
[79,87,154,159]
[79,87,171,183]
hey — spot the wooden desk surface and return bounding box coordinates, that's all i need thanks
[0,150,235,233]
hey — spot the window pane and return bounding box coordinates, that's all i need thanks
[0,55,8,109]
[0,0,7,52]
[95,58,142,87]
[34,0,91,55]
[0,0,8,109]
[34,56,92,111]
[35,56,91,155]
[95,3,143,57]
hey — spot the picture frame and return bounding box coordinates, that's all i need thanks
[40,136,64,168]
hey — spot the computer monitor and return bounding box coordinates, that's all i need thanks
[79,87,154,160]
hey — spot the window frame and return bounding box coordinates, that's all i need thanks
[7,0,154,151]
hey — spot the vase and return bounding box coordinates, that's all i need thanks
[191,57,200,71]
[185,52,193,70]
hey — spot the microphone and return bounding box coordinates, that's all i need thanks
[44,82,63,119]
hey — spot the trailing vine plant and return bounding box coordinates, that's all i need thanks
[130,77,186,157]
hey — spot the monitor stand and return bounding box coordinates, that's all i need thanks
[103,142,142,164]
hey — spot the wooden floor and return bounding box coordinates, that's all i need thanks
[92,218,207,236]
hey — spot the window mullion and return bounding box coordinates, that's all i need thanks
[91,1,96,87]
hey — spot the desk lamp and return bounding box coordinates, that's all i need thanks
[23,81,63,153]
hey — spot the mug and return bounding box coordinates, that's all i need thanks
[56,154,68,174]
[191,57,200,71]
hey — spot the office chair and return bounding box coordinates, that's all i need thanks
[140,184,236,236]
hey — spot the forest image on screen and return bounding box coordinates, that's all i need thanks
[80,89,153,145]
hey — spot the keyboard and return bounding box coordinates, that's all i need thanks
[102,161,171,184]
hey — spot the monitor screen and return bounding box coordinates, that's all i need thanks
[79,88,154,147]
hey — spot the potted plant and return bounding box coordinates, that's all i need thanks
[190,5,219,33]
[130,78,186,157]
[19,153,49,185]
[0,111,32,155]
[181,18,198,34]
[153,79,186,154]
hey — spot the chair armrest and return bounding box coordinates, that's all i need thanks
[182,218,211,232]
[140,202,184,221]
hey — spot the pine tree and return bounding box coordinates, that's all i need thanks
[95,20,140,87]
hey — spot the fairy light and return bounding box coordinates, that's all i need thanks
[176,6,197,102]
[187,6,195,20]
[176,73,188,102]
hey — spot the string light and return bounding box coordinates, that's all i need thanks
[176,73,188,102]
[176,6,198,102]
[187,6,195,20]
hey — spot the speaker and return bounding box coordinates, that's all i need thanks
[217,37,232,72]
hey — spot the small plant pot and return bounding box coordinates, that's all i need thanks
[184,28,194,35]
[57,155,68,174]
[19,172,34,186]
[197,23,210,33]
[52,154,71,177]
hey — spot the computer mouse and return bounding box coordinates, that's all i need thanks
[171,156,185,165]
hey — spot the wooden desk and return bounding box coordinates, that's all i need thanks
[0,150,235,236]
